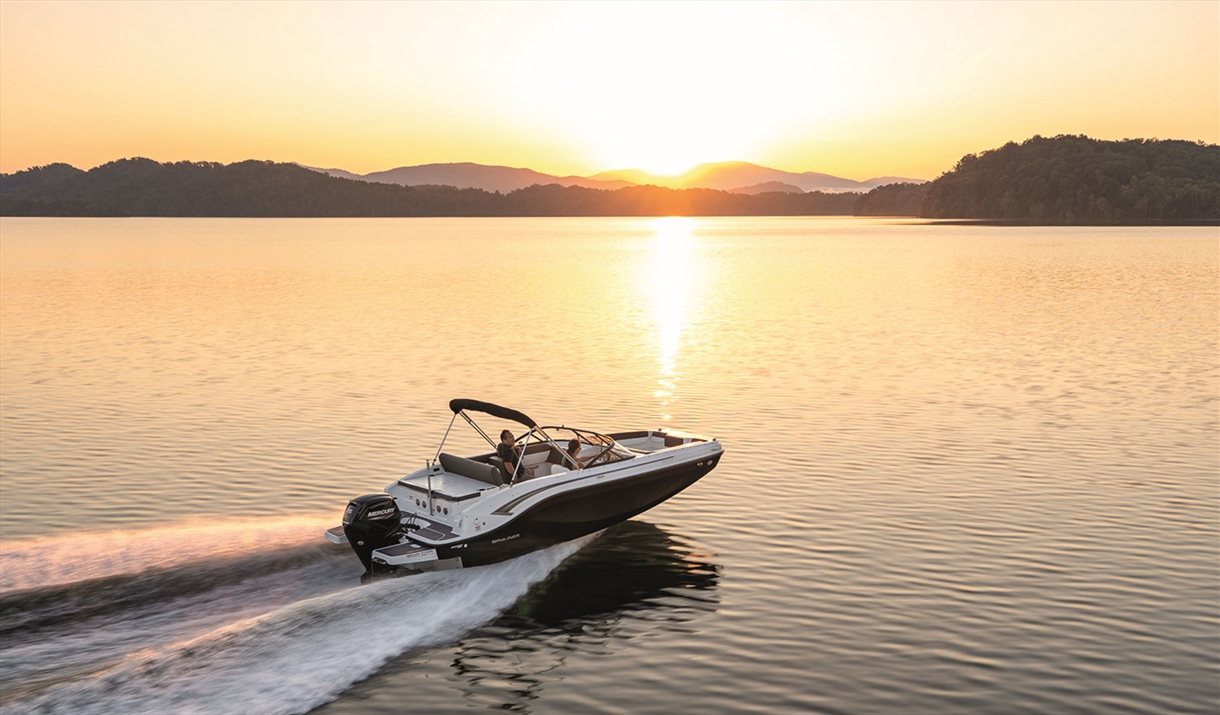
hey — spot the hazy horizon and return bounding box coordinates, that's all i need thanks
[5,155,934,185]
[1,1,1216,178]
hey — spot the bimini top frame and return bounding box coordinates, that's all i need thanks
[433,399,587,485]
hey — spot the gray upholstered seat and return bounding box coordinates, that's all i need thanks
[488,455,513,482]
[439,452,504,487]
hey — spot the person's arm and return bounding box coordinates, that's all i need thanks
[567,449,584,468]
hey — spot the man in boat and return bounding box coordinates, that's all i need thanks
[497,429,534,478]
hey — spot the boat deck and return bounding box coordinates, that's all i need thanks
[611,430,707,452]
[397,470,491,501]
[407,515,457,543]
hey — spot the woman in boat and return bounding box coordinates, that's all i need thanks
[566,438,586,469]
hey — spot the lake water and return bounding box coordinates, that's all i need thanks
[0,217,1216,714]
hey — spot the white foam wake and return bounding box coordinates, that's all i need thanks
[3,535,595,715]
[0,516,339,594]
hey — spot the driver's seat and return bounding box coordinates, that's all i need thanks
[489,455,514,482]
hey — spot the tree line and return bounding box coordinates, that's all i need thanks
[853,182,929,216]
[0,159,860,217]
[918,135,1218,223]
[6,137,1215,222]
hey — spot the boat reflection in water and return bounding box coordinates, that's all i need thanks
[314,520,720,714]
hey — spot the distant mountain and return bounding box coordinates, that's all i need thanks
[7,137,1210,223]
[591,161,926,193]
[306,162,633,193]
[303,160,926,194]
[864,176,925,186]
[728,181,805,194]
[0,158,861,217]
[300,165,365,182]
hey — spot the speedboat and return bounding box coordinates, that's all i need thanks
[325,399,723,578]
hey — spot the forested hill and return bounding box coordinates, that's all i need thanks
[9,141,1215,221]
[917,135,1219,223]
[0,158,859,217]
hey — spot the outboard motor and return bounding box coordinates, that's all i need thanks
[342,494,404,571]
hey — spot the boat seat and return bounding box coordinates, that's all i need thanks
[439,452,503,487]
[488,455,513,482]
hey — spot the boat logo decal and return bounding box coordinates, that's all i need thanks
[367,507,397,518]
[491,533,520,544]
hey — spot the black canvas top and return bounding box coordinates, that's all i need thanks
[448,399,537,428]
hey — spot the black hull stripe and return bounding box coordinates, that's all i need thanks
[430,458,716,568]
[491,453,687,515]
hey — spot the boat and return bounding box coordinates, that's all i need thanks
[325,399,724,578]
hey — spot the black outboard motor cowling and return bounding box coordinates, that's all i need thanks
[342,494,404,571]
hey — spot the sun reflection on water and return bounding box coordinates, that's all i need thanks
[649,217,694,420]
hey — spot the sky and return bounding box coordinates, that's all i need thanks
[1,1,1216,180]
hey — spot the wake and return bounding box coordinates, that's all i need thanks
[0,518,593,715]
[0,517,342,594]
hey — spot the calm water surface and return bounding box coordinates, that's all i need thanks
[1,217,1216,714]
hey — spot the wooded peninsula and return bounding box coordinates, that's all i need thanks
[866,136,1218,223]
[2,136,1216,222]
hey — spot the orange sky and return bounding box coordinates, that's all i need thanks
[1,1,1216,180]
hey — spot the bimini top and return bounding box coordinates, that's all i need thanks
[448,399,537,428]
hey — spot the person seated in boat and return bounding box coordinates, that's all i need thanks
[497,429,534,479]
[565,438,586,469]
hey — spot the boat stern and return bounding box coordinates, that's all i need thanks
[324,525,348,544]
[371,541,463,575]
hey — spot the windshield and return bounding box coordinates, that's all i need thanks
[530,426,634,467]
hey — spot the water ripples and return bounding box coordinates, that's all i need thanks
[1,218,1216,713]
